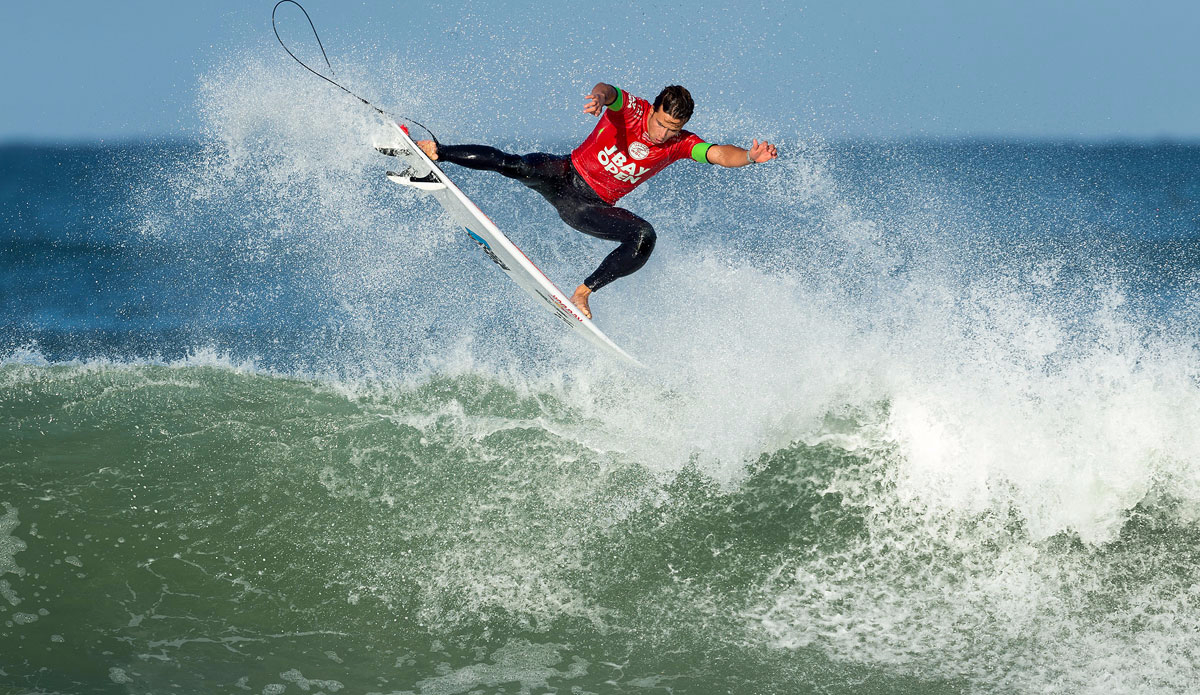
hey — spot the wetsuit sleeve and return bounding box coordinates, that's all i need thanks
[608,87,625,112]
[677,133,710,163]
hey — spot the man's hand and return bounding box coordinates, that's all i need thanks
[583,83,617,117]
[748,139,778,163]
[583,92,605,117]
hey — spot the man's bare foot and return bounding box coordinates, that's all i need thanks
[416,139,438,160]
[570,284,593,319]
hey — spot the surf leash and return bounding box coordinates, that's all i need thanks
[271,0,439,144]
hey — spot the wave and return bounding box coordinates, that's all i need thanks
[3,355,1200,691]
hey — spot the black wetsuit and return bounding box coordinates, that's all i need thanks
[437,145,655,292]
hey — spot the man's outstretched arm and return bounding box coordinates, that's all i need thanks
[583,83,619,116]
[705,139,779,167]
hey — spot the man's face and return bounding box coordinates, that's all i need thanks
[647,107,687,145]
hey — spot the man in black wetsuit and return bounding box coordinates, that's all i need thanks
[418,83,778,318]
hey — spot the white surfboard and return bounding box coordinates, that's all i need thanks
[378,121,644,367]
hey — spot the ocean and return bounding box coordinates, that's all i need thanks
[3,61,1200,695]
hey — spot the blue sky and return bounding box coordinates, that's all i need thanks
[2,0,1197,143]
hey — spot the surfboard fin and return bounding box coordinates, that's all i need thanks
[386,170,446,191]
[375,145,413,158]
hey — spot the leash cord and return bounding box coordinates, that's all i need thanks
[271,0,439,144]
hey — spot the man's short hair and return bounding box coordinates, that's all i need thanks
[653,85,694,122]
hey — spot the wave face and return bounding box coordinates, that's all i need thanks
[4,49,1200,694]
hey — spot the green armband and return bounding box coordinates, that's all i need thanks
[691,142,713,163]
[608,87,624,111]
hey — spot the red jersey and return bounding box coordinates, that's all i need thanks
[571,88,710,204]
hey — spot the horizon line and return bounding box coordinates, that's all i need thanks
[5,133,1200,149]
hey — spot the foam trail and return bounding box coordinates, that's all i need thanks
[150,50,1200,547]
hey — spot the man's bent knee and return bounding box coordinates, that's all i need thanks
[633,222,656,258]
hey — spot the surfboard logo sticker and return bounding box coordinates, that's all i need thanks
[534,288,579,325]
[466,229,511,271]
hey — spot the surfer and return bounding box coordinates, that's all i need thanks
[416,83,778,319]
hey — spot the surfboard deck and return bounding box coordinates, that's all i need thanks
[378,121,644,368]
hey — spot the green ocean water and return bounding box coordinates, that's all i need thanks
[0,361,934,694]
[4,360,1200,693]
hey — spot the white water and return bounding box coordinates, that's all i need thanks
[105,50,1200,692]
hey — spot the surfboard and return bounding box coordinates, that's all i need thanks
[378,121,644,367]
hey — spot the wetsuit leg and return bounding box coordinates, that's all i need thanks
[554,201,657,292]
[438,144,656,292]
[437,145,564,189]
